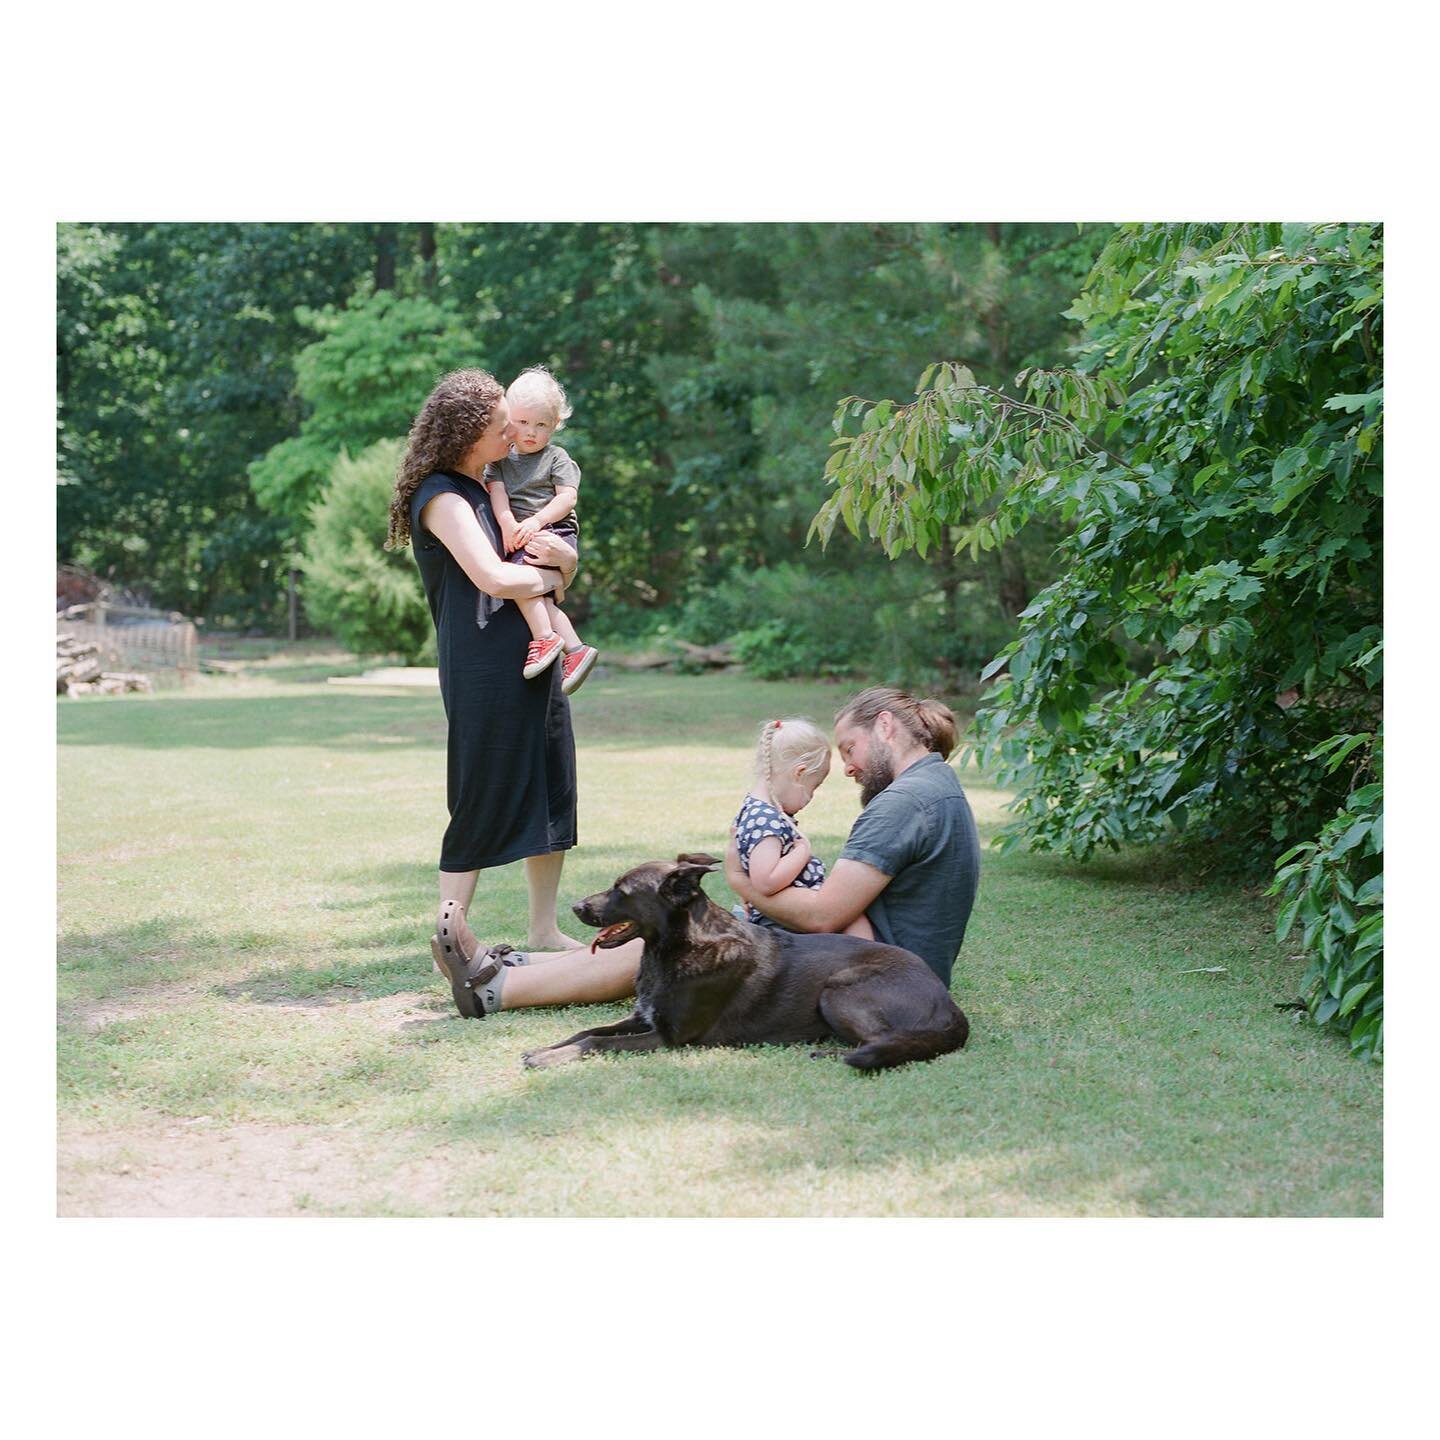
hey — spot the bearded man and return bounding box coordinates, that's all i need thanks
[724,686,981,986]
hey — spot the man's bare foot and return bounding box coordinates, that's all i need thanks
[527,929,582,952]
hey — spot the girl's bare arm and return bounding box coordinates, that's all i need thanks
[746,834,813,895]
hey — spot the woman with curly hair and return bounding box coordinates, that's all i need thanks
[390,368,638,1019]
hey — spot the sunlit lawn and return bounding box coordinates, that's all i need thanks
[56,650,1382,1215]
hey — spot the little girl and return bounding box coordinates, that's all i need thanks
[484,366,599,695]
[732,717,874,938]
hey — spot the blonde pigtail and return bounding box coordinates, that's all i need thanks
[752,717,830,795]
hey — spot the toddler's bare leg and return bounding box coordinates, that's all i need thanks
[516,594,555,641]
[843,913,876,940]
[546,598,583,650]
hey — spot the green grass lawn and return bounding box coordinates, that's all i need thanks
[56,649,1382,1216]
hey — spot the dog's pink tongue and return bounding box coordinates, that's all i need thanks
[592,923,631,953]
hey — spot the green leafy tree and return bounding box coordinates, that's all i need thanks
[650,222,1107,675]
[61,221,1105,649]
[300,439,434,661]
[58,222,376,622]
[58,224,175,589]
[249,289,477,529]
[816,222,1382,1054]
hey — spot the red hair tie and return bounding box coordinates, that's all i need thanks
[773,719,782,729]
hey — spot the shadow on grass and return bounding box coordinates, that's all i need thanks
[204,839,733,1009]
[58,917,209,1015]
[60,845,708,1019]
[59,692,446,752]
[59,906,435,1014]
[216,953,428,1005]
[58,672,981,756]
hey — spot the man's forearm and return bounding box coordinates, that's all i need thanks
[746,881,831,932]
[729,842,887,936]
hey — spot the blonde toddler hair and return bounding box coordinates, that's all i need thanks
[752,717,831,793]
[507,365,573,430]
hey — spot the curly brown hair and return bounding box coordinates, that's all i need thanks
[386,368,506,550]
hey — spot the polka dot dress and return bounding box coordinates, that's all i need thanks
[733,793,826,923]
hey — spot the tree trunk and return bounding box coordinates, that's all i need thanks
[418,224,437,290]
[981,222,1011,386]
[996,543,1032,619]
[374,224,398,291]
[934,526,961,669]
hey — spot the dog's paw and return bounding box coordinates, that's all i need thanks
[522,1046,575,1070]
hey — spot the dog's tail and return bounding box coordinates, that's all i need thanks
[843,1009,970,1072]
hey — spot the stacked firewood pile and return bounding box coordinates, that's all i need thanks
[56,631,152,697]
[610,640,737,672]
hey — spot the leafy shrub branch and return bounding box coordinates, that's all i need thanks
[812,222,1383,1057]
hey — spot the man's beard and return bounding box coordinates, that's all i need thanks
[858,738,897,807]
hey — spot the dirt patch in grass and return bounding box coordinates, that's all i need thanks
[64,984,450,1033]
[58,1113,459,1216]
[254,990,453,1030]
[59,979,206,1033]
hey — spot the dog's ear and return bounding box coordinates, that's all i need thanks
[660,858,717,905]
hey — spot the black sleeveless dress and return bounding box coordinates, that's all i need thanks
[409,470,577,872]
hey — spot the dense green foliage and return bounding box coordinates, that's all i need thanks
[58,222,1098,673]
[58,223,376,623]
[816,222,1383,1055]
[250,292,476,528]
[674,560,1015,682]
[300,440,434,663]
[1268,734,1382,1060]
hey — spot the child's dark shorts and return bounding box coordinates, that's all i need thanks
[505,518,579,567]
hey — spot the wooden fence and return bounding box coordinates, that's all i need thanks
[57,602,198,685]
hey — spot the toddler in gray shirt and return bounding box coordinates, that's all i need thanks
[484,367,598,695]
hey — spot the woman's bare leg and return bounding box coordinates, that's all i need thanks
[525,851,581,950]
[437,870,481,955]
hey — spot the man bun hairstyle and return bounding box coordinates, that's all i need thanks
[835,686,959,760]
[507,365,572,430]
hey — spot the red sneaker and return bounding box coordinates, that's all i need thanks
[561,645,599,695]
[523,634,564,679]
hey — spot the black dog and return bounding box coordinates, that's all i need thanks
[521,854,969,1072]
